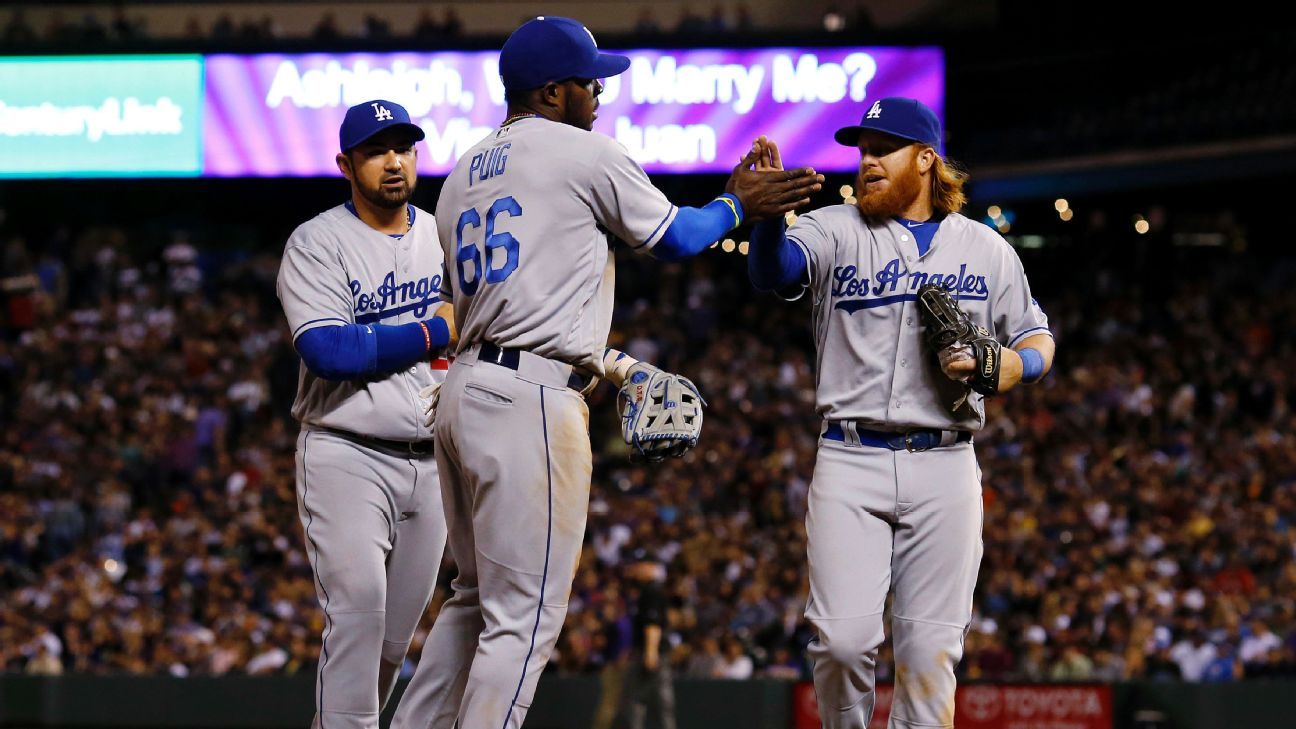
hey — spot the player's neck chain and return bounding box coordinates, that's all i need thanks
[343,200,413,237]
[392,204,412,237]
[501,112,538,127]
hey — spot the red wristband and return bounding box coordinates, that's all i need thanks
[418,320,431,354]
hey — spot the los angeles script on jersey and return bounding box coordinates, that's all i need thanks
[832,257,988,313]
[351,271,442,324]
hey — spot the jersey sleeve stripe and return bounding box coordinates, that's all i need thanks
[292,317,349,339]
[632,205,678,250]
[1008,326,1053,347]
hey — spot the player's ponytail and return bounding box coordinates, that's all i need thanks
[931,156,969,215]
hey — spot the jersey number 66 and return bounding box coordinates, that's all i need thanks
[455,196,521,296]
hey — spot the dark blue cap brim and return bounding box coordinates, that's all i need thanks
[833,125,924,148]
[343,122,426,152]
[584,53,630,79]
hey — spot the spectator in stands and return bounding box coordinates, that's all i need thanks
[79,12,107,43]
[734,4,756,32]
[762,646,805,680]
[2,9,37,44]
[1171,624,1218,681]
[110,5,140,42]
[182,16,204,40]
[440,8,463,37]
[717,637,754,679]
[1090,643,1127,682]
[412,8,443,42]
[1049,641,1095,681]
[363,13,391,40]
[706,5,731,33]
[633,8,662,35]
[210,14,236,41]
[311,13,341,41]
[674,8,708,35]
[684,636,725,678]
[2,223,1296,684]
[25,643,62,676]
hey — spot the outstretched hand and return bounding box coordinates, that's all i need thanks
[725,136,822,221]
[752,135,784,172]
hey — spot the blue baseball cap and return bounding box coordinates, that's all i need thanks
[499,16,630,92]
[339,99,425,152]
[834,97,943,153]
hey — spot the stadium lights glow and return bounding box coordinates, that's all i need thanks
[739,241,750,255]
[1060,209,1074,222]
[1135,220,1150,234]
[839,184,853,198]
[844,196,857,205]
[1054,198,1069,213]
[987,205,1002,218]
[721,239,736,252]
[785,211,798,225]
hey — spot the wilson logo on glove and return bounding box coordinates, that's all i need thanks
[917,283,1002,403]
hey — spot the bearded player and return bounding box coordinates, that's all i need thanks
[276,99,455,729]
[747,97,1055,728]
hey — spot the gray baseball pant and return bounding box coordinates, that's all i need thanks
[391,346,591,729]
[295,429,446,729]
[805,438,983,729]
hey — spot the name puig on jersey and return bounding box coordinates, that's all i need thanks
[468,143,510,186]
[832,257,989,300]
[351,271,442,321]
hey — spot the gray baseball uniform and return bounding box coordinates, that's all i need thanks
[783,206,1049,729]
[277,203,449,729]
[390,116,675,729]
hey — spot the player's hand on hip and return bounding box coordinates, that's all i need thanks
[434,302,458,351]
[726,157,823,221]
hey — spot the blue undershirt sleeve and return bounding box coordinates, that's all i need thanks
[652,193,744,262]
[295,320,448,380]
[748,218,808,292]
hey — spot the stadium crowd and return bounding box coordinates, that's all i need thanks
[1,220,1295,683]
[1,4,879,46]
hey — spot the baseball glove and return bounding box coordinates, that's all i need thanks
[618,362,706,462]
[916,284,1001,397]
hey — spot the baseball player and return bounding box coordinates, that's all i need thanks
[276,99,456,729]
[746,98,1055,728]
[388,16,823,729]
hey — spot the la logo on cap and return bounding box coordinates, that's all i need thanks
[371,102,393,121]
[866,101,883,119]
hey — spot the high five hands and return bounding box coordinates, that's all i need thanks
[725,136,823,220]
